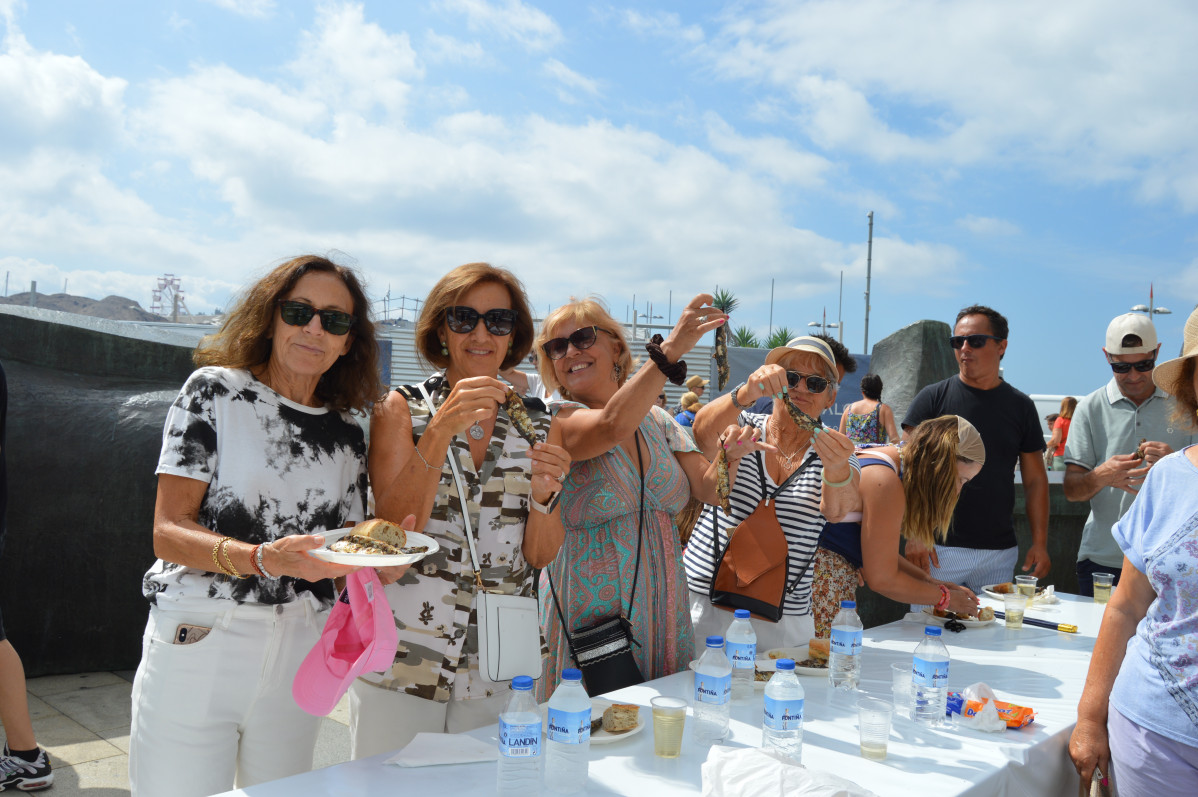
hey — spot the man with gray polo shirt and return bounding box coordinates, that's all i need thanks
[1063,313,1195,596]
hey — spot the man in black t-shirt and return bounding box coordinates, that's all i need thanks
[901,306,1050,593]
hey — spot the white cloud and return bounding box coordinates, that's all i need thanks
[422,29,487,64]
[704,112,830,188]
[620,9,704,44]
[200,0,276,19]
[438,0,562,51]
[957,215,1020,237]
[542,58,601,102]
[706,0,1198,210]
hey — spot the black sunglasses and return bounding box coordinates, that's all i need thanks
[277,300,355,335]
[1109,356,1156,374]
[786,370,830,394]
[949,334,1004,349]
[445,306,516,336]
[541,326,604,360]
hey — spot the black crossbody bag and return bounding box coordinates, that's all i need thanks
[546,431,647,696]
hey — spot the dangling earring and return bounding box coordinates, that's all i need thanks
[611,364,624,382]
[440,340,448,356]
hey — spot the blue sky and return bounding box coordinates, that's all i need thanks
[1,0,1195,397]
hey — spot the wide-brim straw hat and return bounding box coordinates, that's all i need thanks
[764,335,837,378]
[1152,307,1198,395]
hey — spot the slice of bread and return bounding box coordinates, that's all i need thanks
[353,518,407,549]
[601,703,639,734]
[808,638,830,663]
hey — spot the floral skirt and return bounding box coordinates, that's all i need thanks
[811,547,859,639]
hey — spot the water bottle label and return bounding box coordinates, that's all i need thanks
[546,707,591,744]
[763,696,803,731]
[912,655,949,687]
[694,671,731,705]
[499,719,541,757]
[830,628,862,656]
[727,641,756,669]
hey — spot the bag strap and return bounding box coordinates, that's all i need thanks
[546,428,647,662]
[416,379,486,591]
[709,449,820,599]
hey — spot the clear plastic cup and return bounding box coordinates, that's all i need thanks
[651,696,687,758]
[890,662,911,718]
[1015,575,1037,598]
[1093,573,1114,604]
[1003,593,1028,628]
[857,696,893,760]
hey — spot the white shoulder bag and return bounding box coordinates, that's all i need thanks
[417,382,543,683]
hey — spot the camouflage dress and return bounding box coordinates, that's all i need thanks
[356,375,553,703]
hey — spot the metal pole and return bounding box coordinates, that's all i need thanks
[838,270,844,343]
[769,278,775,337]
[864,211,874,354]
[631,294,637,340]
[668,291,672,324]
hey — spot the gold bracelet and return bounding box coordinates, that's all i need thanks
[211,536,234,576]
[412,444,440,471]
[218,537,249,579]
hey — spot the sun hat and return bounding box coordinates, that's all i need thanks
[685,375,709,390]
[955,416,986,466]
[293,567,397,716]
[1152,306,1198,395]
[764,335,837,377]
[1105,313,1158,355]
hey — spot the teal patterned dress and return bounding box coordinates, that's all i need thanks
[537,406,697,699]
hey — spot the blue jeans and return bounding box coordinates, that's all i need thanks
[1075,558,1121,598]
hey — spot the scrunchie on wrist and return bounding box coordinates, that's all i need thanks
[645,334,687,385]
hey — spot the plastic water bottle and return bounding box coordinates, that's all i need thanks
[692,635,732,743]
[762,658,804,763]
[829,600,863,691]
[726,609,757,701]
[545,668,591,794]
[498,675,541,795]
[912,626,951,726]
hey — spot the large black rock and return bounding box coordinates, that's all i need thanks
[1,306,197,676]
[867,319,958,428]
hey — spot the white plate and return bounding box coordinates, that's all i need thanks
[308,529,440,566]
[982,583,1046,601]
[760,648,830,677]
[539,698,646,744]
[920,607,995,628]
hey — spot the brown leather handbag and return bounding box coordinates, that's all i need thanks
[709,451,818,621]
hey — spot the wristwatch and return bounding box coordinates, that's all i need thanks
[729,381,750,411]
[530,490,561,514]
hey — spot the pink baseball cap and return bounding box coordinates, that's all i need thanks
[293,568,397,716]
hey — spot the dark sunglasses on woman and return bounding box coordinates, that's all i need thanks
[277,300,356,335]
[786,370,830,393]
[445,306,517,336]
[949,334,1004,349]
[541,326,607,360]
[1109,357,1156,374]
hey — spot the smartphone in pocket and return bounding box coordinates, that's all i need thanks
[174,623,212,645]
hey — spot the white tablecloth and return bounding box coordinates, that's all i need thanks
[214,593,1105,797]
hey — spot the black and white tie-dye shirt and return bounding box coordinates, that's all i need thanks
[143,366,368,610]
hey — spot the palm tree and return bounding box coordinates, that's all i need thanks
[730,326,760,348]
[765,326,795,349]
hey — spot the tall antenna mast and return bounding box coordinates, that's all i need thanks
[864,212,874,354]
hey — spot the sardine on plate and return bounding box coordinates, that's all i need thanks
[503,390,541,447]
[328,534,403,556]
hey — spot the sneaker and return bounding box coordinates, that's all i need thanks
[0,745,53,792]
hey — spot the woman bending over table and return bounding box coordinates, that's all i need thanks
[353,263,572,758]
[686,335,860,651]
[129,256,382,796]
[533,295,759,699]
[1070,308,1198,796]
[812,415,983,636]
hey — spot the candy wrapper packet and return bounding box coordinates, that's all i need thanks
[947,683,1035,729]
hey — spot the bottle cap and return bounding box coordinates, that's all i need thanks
[706,635,725,648]
[775,658,795,671]
[562,668,583,681]
[924,626,942,636]
[733,609,751,619]
[840,600,856,609]
[511,675,533,690]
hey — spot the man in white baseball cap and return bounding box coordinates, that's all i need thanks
[1063,313,1195,595]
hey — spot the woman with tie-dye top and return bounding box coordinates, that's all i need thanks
[128,256,383,797]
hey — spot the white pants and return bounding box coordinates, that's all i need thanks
[128,598,325,797]
[689,592,815,653]
[910,545,1020,609]
[347,679,509,759]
